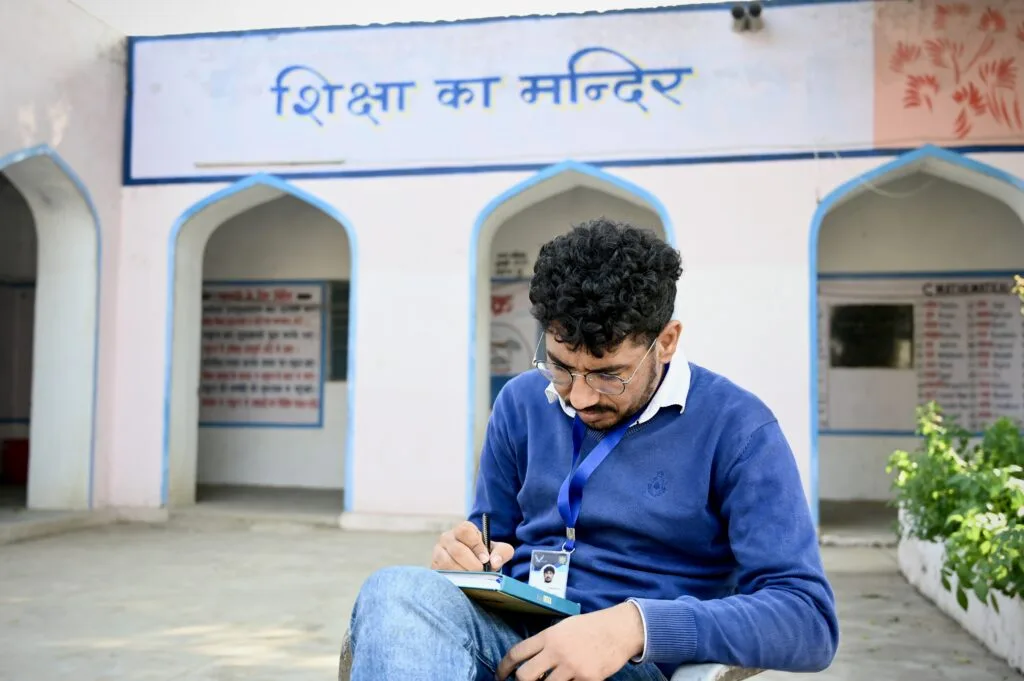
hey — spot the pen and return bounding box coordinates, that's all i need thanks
[481,513,492,572]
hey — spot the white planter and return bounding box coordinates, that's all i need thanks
[898,535,1024,674]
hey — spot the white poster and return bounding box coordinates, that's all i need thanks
[491,280,537,377]
[819,275,1024,433]
[199,283,324,427]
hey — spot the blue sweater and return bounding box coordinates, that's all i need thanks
[469,364,838,676]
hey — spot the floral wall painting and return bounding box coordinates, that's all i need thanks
[875,1,1024,147]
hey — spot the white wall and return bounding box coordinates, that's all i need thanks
[198,195,351,490]
[0,0,125,509]
[114,153,1024,519]
[489,187,663,276]
[819,173,1024,273]
[817,173,1024,501]
[71,0,690,35]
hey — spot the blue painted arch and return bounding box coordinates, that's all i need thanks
[466,160,678,513]
[0,143,102,510]
[162,173,359,509]
[807,143,1024,527]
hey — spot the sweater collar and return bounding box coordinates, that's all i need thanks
[544,349,691,425]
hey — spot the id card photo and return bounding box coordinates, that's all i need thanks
[528,549,570,599]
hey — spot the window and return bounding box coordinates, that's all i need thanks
[327,280,350,381]
[829,304,914,369]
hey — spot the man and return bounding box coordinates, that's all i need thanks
[347,219,839,681]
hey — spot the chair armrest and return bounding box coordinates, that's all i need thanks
[338,630,353,681]
[670,663,763,681]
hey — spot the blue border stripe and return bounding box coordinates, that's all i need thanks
[128,0,869,43]
[123,144,1024,187]
[163,176,358,510]
[196,278,327,429]
[0,144,102,511]
[122,36,136,187]
[465,160,677,516]
[819,270,1023,280]
[809,143,1024,529]
[820,429,920,437]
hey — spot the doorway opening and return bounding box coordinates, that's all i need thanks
[811,146,1024,541]
[165,177,355,522]
[468,162,674,511]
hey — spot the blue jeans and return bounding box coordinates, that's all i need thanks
[349,566,667,681]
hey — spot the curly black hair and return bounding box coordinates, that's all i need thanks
[529,218,682,357]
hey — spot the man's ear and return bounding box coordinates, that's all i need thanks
[658,320,683,363]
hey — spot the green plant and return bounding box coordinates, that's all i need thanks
[887,402,1024,610]
[978,417,1024,472]
[887,402,971,541]
[944,505,1024,610]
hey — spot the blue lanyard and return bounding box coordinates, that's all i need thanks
[556,411,639,552]
[555,363,669,551]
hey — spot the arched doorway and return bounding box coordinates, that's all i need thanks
[810,145,1024,536]
[0,146,99,513]
[164,175,357,518]
[467,161,676,511]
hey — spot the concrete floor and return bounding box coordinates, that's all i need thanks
[192,485,343,525]
[818,500,899,547]
[0,519,1019,681]
[3,484,901,544]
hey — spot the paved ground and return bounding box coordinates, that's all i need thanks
[0,517,1019,681]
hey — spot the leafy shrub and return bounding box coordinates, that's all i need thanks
[887,402,1024,610]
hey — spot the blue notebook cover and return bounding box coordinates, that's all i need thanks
[438,570,581,617]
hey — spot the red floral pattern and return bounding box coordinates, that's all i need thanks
[887,4,1023,139]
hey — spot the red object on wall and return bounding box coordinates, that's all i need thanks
[1,439,29,485]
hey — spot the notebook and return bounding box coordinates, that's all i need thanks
[437,570,582,617]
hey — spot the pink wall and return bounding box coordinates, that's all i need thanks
[875,1,1024,147]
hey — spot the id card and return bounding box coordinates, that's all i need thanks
[529,549,571,599]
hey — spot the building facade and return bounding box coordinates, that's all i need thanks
[2,0,1024,529]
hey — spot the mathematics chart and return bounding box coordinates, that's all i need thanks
[818,275,1024,433]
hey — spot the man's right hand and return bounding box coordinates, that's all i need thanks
[430,520,515,572]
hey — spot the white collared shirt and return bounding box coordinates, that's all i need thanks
[543,349,691,423]
[542,349,691,664]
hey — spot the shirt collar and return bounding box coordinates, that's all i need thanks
[543,348,691,425]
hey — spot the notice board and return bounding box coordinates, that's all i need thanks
[819,274,1023,433]
[199,282,325,427]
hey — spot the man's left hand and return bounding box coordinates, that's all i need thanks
[495,602,645,681]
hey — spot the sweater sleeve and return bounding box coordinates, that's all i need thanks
[630,419,839,672]
[467,384,524,546]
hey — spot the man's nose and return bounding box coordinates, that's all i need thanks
[568,375,600,410]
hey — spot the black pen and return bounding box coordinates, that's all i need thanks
[481,513,492,572]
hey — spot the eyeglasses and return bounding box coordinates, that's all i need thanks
[533,337,658,396]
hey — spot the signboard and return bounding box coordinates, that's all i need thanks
[126,2,876,182]
[199,282,325,427]
[491,280,537,378]
[819,275,1024,433]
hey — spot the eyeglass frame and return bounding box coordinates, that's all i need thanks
[532,335,659,396]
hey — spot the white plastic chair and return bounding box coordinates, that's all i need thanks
[337,629,762,681]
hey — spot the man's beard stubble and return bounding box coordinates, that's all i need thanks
[574,362,663,431]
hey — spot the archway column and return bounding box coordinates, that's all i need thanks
[0,146,101,511]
